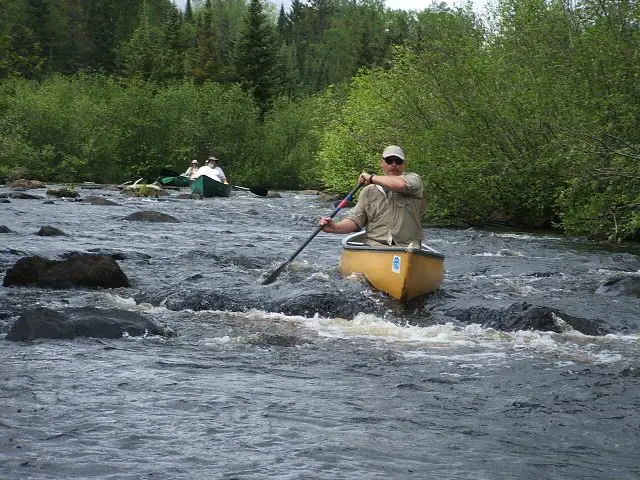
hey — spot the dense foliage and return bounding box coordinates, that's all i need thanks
[0,0,638,241]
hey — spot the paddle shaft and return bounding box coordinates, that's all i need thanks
[262,182,363,285]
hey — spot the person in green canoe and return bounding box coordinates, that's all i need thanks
[184,159,199,179]
[202,156,228,184]
[319,145,428,247]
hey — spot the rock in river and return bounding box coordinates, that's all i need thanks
[3,254,130,289]
[5,306,173,341]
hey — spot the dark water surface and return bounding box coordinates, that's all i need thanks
[1,185,639,479]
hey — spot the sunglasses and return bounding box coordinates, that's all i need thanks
[384,156,404,165]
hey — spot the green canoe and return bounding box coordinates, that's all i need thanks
[191,175,232,197]
[160,175,191,187]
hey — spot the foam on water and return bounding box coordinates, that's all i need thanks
[473,249,524,257]
[213,309,638,368]
[496,232,562,241]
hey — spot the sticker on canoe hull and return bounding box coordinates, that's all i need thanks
[392,255,401,273]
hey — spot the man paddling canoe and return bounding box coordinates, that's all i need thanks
[196,156,228,184]
[319,145,428,247]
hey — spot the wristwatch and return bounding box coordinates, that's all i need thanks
[369,174,375,184]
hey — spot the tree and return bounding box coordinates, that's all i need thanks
[189,0,216,82]
[118,1,185,82]
[185,0,194,23]
[233,0,279,110]
[277,4,289,42]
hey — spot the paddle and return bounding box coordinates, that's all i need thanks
[261,182,364,285]
[232,185,269,197]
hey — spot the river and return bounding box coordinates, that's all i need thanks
[1,184,639,479]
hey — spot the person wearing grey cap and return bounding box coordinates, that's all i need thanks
[319,145,427,246]
[196,155,228,184]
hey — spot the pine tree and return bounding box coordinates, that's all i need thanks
[62,0,92,73]
[162,5,185,79]
[233,0,279,110]
[184,0,193,23]
[189,0,216,82]
[277,5,289,43]
[117,0,160,79]
[86,0,118,71]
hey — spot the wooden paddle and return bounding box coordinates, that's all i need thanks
[261,182,363,285]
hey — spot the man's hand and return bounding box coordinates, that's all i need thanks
[319,216,335,232]
[359,172,374,185]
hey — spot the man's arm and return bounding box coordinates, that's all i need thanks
[359,172,407,192]
[319,217,360,234]
[371,174,407,192]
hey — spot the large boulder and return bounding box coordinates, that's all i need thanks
[37,225,65,236]
[47,187,79,198]
[5,307,173,341]
[3,254,130,289]
[121,183,168,197]
[7,179,45,189]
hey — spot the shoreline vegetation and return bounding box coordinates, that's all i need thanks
[0,0,638,242]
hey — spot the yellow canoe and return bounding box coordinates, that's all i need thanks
[340,232,445,301]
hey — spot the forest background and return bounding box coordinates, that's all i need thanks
[0,0,638,242]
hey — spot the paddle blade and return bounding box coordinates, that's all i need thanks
[231,185,269,197]
[160,168,181,177]
[249,187,269,197]
[261,260,290,285]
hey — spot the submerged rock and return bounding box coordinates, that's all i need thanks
[57,249,152,261]
[8,192,42,200]
[123,211,180,223]
[77,195,120,206]
[596,275,640,298]
[444,302,609,336]
[5,306,173,341]
[3,254,130,289]
[37,225,65,236]
[247,333,313,348]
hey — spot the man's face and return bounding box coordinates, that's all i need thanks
[381,155,405,176]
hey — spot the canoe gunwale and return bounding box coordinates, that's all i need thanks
[341,231,445,260]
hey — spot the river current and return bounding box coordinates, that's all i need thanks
[1,184,639,479]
